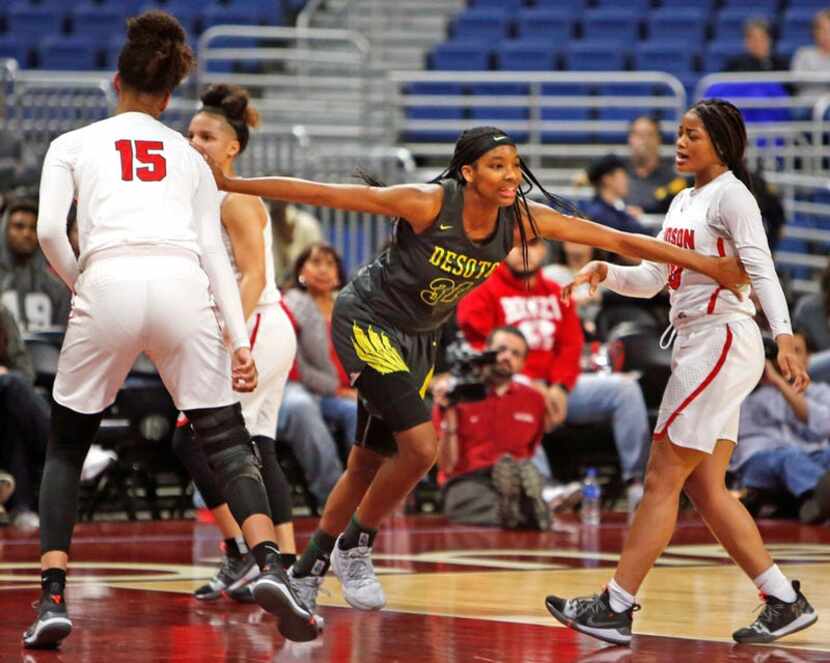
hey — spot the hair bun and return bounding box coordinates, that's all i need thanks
[200,84,259,128]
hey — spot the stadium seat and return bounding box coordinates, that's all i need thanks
[722,0,777,12]
[161,1,201,35]
[404,85,465,143]
[563,40,628,72]
[203,35,260,73]
[534,0,588,14]
[703,81,792,124]
[515,9,573,43]
[0,35,29,68]
[781,9,816,44]
[593,0,651,11]
[495,40,558,71]
[470,0,523,11]
[37,36,99,70]
[582,9,643,44]
[430,41,491,71]
[70,3,124,42]
[714,8,769,42]
[659,0,714,9]
[8,3,64,41]
[598,106,658,142]
[634,40,697,76]
[648,8,706,45]
[703,40,745,73]
[452,9,510,43]
[775,39,809,63]
[202,3,262,30]
[540,107,591,143]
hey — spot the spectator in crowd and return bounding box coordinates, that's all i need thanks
[457,238,649,512]
[0,199,70,331]
[270,201,323,286]
[0,468,13,514]
[583,155,650,238]
[433,327,553,529]
[544,241,603,334]
[731,331,830,524]
[626,116,687,215]
[725,18,789,72]
[284,243,357,450]
[794,263,830,383]
[0,302,48,530]
[791,9,830,98]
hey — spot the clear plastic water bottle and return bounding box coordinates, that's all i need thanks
[581,467,601,526]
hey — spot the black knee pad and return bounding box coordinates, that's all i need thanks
[185,403,270,524]
[254,436,292,525]
[171,423,226,510]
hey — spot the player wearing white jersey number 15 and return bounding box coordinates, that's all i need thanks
[23,11,317,651]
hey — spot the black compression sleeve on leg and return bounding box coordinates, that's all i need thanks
[39,402,104,554]
[254,436,292,525]
[171,423,226,509]
[185,404,272,525]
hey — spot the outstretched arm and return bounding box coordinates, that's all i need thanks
[523,200,746,294]
[203,152,444,233]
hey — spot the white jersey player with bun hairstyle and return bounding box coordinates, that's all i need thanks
[546,99,816,647]
[25,11,318,651]
[170,83,304,605]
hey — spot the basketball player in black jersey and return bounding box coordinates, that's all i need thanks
[202,126,748,613]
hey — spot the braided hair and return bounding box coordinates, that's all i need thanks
[689,99,753,193]
[360,126,581,273]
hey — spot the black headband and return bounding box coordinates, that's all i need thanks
[460,131,516,165]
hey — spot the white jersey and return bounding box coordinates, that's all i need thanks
[604,170,792,338]
[45,112,206,266]
[219,191,281,308]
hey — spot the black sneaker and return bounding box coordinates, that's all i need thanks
[227,581,256,604]
[252,563,322,642]
[492,455,522,529]
[732,580,817,644]
[194,551,258,600]
[546,589,639,646]
[23,590,72,649]
[517,461,551,530]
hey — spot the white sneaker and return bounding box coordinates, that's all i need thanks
[330,535,385,611]
[626,482,644,514]
[13,510,39,532]
[288,566,326,613]
[542,481,582,512]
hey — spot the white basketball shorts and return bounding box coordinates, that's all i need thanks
[654,316,764,453]
[54,250,234,414]
[238,303,297,438]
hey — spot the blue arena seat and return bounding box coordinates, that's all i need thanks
[470,0,523,11]
[593,0,651,11]
[37,36,99,70]
[582,9,643,44]
[781,9,816,44]
[648,8,706,44]
[430,41,491,71]
[202,3,262,30]
[714,8,768,42]
[659,0,715,9]
[160,1,201,35]
[495,40,558,71]
[563,40,628,72]
[0,35,30,68]
[775,39,809,62]
[598,106,658,142]
[540,107,592,144]
[8,3,64,41]
[515,9,573,43]
[634,40,697,76]
[703,40,745,73]
[534,0,588,14]
[722,0,777,12]
[452,9,510,43]
[70,3,124,42]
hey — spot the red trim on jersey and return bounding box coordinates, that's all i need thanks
[249,313,262,350]
[707,238,727,314]
[655,324,733,437]
[176,413,189,428]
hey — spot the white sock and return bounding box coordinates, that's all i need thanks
[607,578,636,613]
[235,535,249,555]
[753,564,797,603]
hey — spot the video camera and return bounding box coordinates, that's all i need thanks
[443,337,499,406]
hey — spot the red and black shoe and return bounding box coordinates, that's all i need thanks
[546,589,640,646]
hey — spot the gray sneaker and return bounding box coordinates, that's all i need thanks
[194,552,258,600]
[330,536,385,611]
[288,567,325,613]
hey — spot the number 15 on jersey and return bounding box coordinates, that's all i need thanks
[114,139,167,182]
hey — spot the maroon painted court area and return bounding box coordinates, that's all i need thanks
[1,514,828,662]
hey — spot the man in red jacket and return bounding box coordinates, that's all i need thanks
[457,238,647,509]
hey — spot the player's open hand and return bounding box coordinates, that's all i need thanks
[776,334,810,393]
[231,347,258,393]
[191,142,228,191]
[561,260,608,302]
[713,256,749,300]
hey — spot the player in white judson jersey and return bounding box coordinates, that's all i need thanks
[170,84,305,604]
[547,100,816,646]
[24,12,317,650]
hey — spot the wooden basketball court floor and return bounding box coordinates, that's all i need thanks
[1,513,828,662]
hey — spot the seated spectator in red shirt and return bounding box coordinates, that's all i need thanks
[433,327,553,529]
[457,238,648,512]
